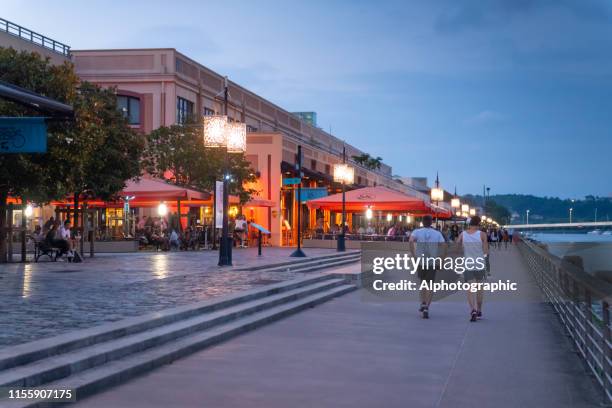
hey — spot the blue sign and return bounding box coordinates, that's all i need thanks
[283,177,301,185]
[249,222,271,234]
[0,117,47,153]
[297,187,328,203]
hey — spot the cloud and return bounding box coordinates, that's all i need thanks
[464,110,506,125]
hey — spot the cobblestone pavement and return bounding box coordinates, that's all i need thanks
[0,248,336,349]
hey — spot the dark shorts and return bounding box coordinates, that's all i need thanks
[417,268,437,283]
[463,269,486,282]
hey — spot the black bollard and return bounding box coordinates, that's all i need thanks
[258,230,262,256]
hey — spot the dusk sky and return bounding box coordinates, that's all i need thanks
[4,0,612,198]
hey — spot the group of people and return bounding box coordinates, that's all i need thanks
[33,216,78,261]
[135,214,251,251]
[409,215,492,322]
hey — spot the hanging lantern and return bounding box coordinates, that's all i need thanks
[203,115,228,148]
[227,122,247,153]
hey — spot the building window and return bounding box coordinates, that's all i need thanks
[203,107,215,116]
[246,125,258,132]
[176,97,194,124]
[311,159,317,171]
[357,176,362,185]
[117,95,140,125]
[325,164,330,175]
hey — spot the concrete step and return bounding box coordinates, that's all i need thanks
[0,278,348,388]
[0,274,338,372]
[272,257,361,275]
[2,284,356,408]
[236,250,360,271]
[258,253,361,274]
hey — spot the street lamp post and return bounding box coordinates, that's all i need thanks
[569,207,573,224]
[430,172,444,228]
[526,209,530,225]
[451,186,460,224]
[290,145,306,258]
[333,145,354,252]
[203,77,247,266]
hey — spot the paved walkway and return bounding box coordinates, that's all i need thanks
[0,248,338,347]
[75,246,601,408]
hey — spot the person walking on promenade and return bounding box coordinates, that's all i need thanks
[409,215,446,319]
[458,216,489,322]
[502,228,509,249]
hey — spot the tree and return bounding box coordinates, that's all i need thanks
[0,48,144,261]
[63,83,144,228]
[351,153,383,170]
[142,123,257,204]
[0,48,79,261]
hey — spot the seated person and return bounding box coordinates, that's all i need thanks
[31,225,45,243]
[46,221,69,258]
[59,219,76,258]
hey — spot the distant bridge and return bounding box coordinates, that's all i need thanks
[503,221,612,229]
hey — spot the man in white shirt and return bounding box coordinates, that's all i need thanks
[409,215,446,319]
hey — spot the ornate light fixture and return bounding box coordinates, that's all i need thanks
[365,207,373,220]
[386,213,392,222]
[227,122,247,153]
[469,208,476,216]
[202,115,228,148]
[451,186,460,209]
[431,187,444,202]
[461,204,469,213]
[333,163,355,184]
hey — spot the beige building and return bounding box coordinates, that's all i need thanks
[71,47,429,245]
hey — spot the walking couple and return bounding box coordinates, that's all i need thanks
[409,215,489,322]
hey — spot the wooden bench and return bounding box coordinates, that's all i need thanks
[33,240,61,262]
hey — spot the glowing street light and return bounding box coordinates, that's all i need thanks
[461,204,470,213]
[202,77,248,266]
[430,172,444,227]
[469,208,476,216]
[24,204,33,218]
[365,207,373,220]
[333,146,354,252]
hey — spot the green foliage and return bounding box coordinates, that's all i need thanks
[463,194,612,223]
[142,124,257,204]
[66,82,144,201]
[351,153,383,170]
[0,48,142,203]
[0,47,79,202]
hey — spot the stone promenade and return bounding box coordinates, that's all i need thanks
[75,246,601,408]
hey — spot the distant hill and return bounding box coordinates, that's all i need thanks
[462,194,612,224]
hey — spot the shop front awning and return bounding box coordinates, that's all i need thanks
[306,186,431,213]
[121,177,211,201]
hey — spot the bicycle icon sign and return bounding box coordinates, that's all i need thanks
[0,117,47,153]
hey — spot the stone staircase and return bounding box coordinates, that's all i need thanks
[0,263,358,407]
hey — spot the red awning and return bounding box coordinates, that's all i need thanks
[122,177,210,201]
[306,186,430,213]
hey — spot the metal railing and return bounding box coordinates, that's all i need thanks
[518,239,612,404]
[0,17,70,57]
